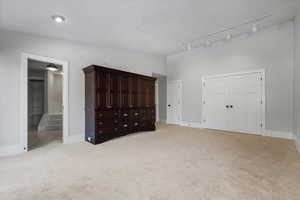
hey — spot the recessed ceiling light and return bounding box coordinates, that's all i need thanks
[51,15,65,23]
[46,63,59,71]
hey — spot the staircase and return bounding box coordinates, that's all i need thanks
[38,113,63,131]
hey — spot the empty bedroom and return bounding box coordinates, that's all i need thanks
[0,0,300,199]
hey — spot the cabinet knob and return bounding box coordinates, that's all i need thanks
[114,120,118,123]
[99,113,103,117]
[129,105,133,108]
[123,113,128,117]
[134,113,139,116]
[123,124,128,128]
[226,105,229,108]
[114,112,118,116]
[107,106,112,108]
[99,121,103,125]
[134,122,138,126]
[230,105,233,108]
[99,130,103,134]
[114,128,118,132]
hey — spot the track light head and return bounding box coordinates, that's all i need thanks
[226,32,231,40]
[205,39,211,47]
[252,23,258,33]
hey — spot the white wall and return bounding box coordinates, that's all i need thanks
[47,71,63,114]
[294,5,300,143]
[167,21,294,133]
[0,29,166,148]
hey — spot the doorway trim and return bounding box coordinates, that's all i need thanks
[155,80,159,122]
[20,53,69,152]
[166,80,182,125]
[201,69,266,135]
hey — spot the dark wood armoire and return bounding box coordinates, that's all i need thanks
[83,65,156,144]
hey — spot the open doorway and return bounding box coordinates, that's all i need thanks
[152,73,167,124]
[27,60,63,150]
[20,54,69,152]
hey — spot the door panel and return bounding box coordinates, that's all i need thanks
[203,77,230,130]
[228,74,262,133]
[167,81,181,124]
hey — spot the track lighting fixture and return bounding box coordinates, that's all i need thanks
[252,23,258,33]
[205,39,211,47]
[187,43,192,51]
[226,32,231,40]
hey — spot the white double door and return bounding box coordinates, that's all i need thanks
[203,72,264,135]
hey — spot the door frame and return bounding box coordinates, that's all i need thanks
[166,80,182,125]
[201,69,266,135]
[20,53,69,152]
[155,80,159,122]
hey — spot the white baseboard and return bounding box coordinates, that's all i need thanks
[180,121,203,129]
[0,144,23,157]
[63,134,84,144]
[180,121,293,140]
[262,130,294,140]
[294,136,300,153]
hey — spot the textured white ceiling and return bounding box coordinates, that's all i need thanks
[0,0,298,55]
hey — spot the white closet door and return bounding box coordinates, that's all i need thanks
[228,74,262,134]
[167,81,181,125]
[203,77,231,130]
[203,71,264,135]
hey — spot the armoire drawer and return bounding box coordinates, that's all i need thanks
[97,127,119,135]
[96,110,119,119]
[130,109,140,118]
[140,120,155,127]
[120,122,131,131]
[131,121,140,128]
[120,110,130,119]
[96,119,119,128]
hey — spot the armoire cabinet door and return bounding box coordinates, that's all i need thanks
[120,75,130,108]
[137,78,146,107]
[129,76,138,108]
[109,72,120,108]
[96,71,110,108]
[144,79,155,107]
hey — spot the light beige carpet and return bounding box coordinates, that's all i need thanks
[1,124,300,200]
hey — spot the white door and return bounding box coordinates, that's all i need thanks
[228,74,263,134]
[167,81,182,125]
[203,77,231,130]
[203,71,264,135]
